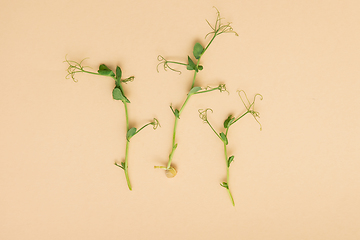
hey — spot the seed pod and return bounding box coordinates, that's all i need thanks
[165,167,177,178]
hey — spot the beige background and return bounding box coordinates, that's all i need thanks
[1,0,360,239]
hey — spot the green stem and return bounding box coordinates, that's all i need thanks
[135,122,152,135]
[195,87,219,95]
[166,94,191,169]
[224,142,235,206]
[204,34,217,52]
[79,69,100,76]
[123,101,132,190]
[206,120,222,141]
[167,61,188,66]
[231,111,249,126]
[70,64,100,76]
[190,70,198,89]
[165,33,218,170]
[167,116,179,169]
[179,94,192,114]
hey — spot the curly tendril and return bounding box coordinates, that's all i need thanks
[151,118,161,130]
[156,55,182,74]
[205,7,238,39]
[198,108,213,122]
[64,55,91,82]
[202,84,229,94]
[218,84,229,94]
[237,90,263,130]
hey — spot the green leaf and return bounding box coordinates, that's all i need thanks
[115,162,125,170]
[170,105,180,119]
[227,156,234,167]
[188,86,202,95]
[220,132,228,145]
[98,64,115,77]
[220,182,229,189]
[112,88,122,100]
[173,143,178,150]
[193,42,204,59]
[187,56,203,72]
[126,127,137,141]
[116,66,122,79]
[115,66,122,87]
[187,56,196,70]
[112,87,130,103]
[174,109,180,119]
[223,115,235,128]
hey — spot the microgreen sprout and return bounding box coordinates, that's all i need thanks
[154,8,238,177]
[65,56,160,190]
[198,90,263,206]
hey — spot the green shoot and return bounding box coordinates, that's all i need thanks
[198,90,263,206]
[155,8,238,177]
[65,56,160,190]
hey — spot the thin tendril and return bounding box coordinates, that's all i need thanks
[201,84,229,94]
[156,55,182,74]
[205,7,238,39]
[206,19,215,31]
[151,118,161,130]
[198,108,213,122]
[218,84,229,94]
[237,90,263,130]
[64,55,91,82]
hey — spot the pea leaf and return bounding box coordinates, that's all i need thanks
[187,56,196,70]
[116,66,122,79]
[112,87,130,103]
[112,88,122,100]
[115,162,125,170]
[223,115,235,128]
[98,64,115,77]
[193,42,204,59]
[126,127,137,141]
[115,66,122,87]
[198,65,203,71]
[220,132,228,145]
[227,156,234,167]
[174,109,180,119]
[220,182,229,189]
[188,86,202,95]
[170,105,180,119]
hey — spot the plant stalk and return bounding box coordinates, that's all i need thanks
[165,29,220,171]
[223,141,235,206]
[123,102,132,190]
